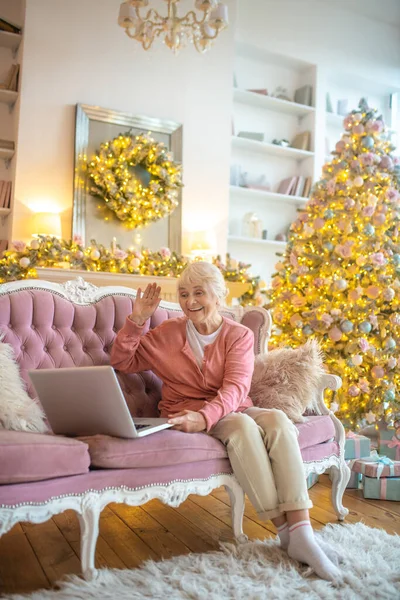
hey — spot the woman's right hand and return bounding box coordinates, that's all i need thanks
[129,283,162,326]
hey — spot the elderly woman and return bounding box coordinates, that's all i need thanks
[111,261,342,583]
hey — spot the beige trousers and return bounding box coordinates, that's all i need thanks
[209,407,313,520]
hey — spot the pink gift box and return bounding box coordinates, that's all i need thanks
[353,452,400,479]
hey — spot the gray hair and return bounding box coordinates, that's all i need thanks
[178,261,228,304]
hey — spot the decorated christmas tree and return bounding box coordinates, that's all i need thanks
[267,99,400,429]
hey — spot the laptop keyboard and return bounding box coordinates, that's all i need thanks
[135,424,150,430]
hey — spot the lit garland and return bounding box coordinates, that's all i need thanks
[87,133,183,229]
[267,98,400,428]
[0,236,264,307]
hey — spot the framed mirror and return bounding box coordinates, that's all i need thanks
[73,104,182,252]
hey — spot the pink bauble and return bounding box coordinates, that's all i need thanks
[366,285,380,299]
[348,289,362,302]
[353,176,364,187]
[348,385,360,397]
[290,314,302,328]
[380,156,393,170]
[329,327,343,342]
[373,213,386,226]
[353,113,363,122]
[75,250,84,259]
[352,355,363,366]
[313,218,325,230]
[335,140,346,153]
[371,366,385,379]
[353,124,364,135]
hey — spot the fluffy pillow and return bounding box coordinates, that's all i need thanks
[0,341,48,433]
[250,339,325,423]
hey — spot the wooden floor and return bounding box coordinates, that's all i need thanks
[1,475,399,596]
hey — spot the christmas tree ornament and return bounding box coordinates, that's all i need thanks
[19,257,30,269]
[359,321,372,334]
[90,249,101,260]
[340,320,354,333]
[352,354,363,366]
[371,366,385,379]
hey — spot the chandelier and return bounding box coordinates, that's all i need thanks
[118,1,229,54]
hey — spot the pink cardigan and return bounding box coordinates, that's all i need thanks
[110,316,255,431]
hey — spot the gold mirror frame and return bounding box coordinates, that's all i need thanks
[72,103,183,251]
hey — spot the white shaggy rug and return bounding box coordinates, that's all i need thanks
[5,523,400,600]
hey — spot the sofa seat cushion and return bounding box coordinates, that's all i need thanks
[79,430,228,469]
[296,415,335,450]
[0,430,90,484]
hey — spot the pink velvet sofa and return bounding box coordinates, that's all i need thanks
[0,278,350,580]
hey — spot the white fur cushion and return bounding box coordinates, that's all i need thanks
[0,341,48,433]
[250,339,325,423]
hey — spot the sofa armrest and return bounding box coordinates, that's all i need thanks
[311,373,342,416]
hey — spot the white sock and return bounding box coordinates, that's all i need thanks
[277,522,342,565]
[287,521,342,583]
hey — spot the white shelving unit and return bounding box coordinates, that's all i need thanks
[0,4,24,253]
[229,43,400,285]
[232,135,314,160]
[228,236,286,249]
[0,88,18,108]
[230,185,307,207]
[229,45,316,284]
[233,88,315,117]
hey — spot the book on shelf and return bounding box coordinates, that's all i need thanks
[0,139,15,150]
[247,88,268,96]
[291,131,311,151]
[0,239,8,255]
[294,85,312,107]
[294,175,305,197]
[277,176,297,196]
[0,180,11,208]
[0,18,22,34]
[8,64,19,91]
[303,176,312,198]
[0,64,18,90]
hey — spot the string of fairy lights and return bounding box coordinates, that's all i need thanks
[0,235,265,307]
[267,99,400,428]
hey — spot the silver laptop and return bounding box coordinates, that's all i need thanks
[28,365,173,438]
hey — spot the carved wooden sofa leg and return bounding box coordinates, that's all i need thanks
[224,478,247,543]
[330,462,351,521]
[77,494,102,581]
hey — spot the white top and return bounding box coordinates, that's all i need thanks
[186,319,223,369]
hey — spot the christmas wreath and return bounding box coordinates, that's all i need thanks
[87,132,183,229]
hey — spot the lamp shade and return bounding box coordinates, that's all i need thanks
[32,212,62,237]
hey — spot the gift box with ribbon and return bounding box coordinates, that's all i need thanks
[346,460,362,489]
[362,475,400,501]
[379,427,400,461]
[344,431,371,460]
[353,450,400,479]
[306,473,319,489]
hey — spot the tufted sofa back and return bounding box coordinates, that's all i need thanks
[0,279,271,418]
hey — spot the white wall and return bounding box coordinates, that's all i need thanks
[237,0,400,87]
[12,0,236,256]
[11,0,400,261]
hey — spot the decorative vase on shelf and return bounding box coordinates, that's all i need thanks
[242,212,263,239]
